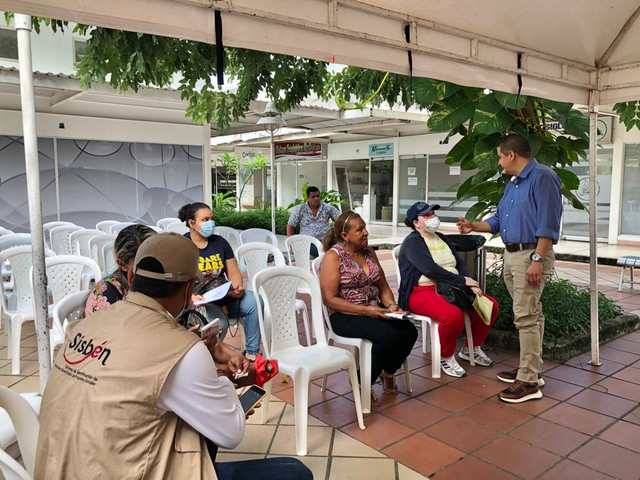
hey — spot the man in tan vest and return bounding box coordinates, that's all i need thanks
[35,233,312,480]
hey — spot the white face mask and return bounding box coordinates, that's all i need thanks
[424,216,440,233]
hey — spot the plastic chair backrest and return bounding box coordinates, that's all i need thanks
[235,242,286,285]
[215,227,241,250]
[311,254,337,336]
[391,245,402,284]
[95,220,119,234]
[43,221,74,243]
[156,217,180,230]
[50,225,83,256]
[109,222,135,235]
[88,234,116,276]
[239,228,279,248]
[0,227,14,237]
[102,241,117,276]
[34,256,102,305]
[52,289,91,345]
[0,246,55,312]
[164,222,189,235]
[285,234,323,272]
[0,386,39,477]
[0,234,32,254]
[252,266,326,357]
[69,229,104,257]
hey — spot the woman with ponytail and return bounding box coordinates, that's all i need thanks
[319,210,417,406]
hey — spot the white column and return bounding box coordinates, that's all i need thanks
[588,90,601,366]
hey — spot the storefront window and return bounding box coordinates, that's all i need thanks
[427,154,474,223]
[621,144,640,235]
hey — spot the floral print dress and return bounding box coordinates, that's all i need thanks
[83,276,127,317]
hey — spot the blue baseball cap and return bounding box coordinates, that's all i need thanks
[406,202,440,224]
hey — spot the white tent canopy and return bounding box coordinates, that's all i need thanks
[3,0,640,105]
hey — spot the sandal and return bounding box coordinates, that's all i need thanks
[380,371,399,395]
[370,390,382,408]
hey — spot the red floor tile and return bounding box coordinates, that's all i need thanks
[382,432,463,477]
[613,365,640,385]
[606,338,640,355]
[541,376,585,401]
[474,435,560,479]
[486,392,558,415]
[622,406,640,425]
[447,373,506,398]
[341,414,415,450]
[400,372,440,396]
[430,456,517,480]
[540,403,615,435]
[567,388,638,418]
[599,420,640,453]
[311,371,352,395]
[405,352,432,369]
[461,399,532,433]
[307,396,361,428]
[510,418,590,456]
[565,354,626,376]
[592,377,640,402]
[544,364,607,387]
[424,415,501,453]
[275,380,337,407]
[569,438,640,480]
[538,459,616,480]
[411,365,457,384]
[418,385,484,413]
[381,398,450,430]
[598,346,640,365]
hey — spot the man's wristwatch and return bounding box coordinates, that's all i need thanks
[530,252,543,263]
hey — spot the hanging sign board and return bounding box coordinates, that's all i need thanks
[449,166,461,175]
[369,143,394,157]
[408,177,418,186]
[275,142,323,159]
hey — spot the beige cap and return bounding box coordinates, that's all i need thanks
[134,232,202,282]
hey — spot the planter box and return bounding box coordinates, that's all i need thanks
[483,313,640,363]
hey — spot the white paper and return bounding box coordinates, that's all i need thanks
[194,281,232,306]
[408,177,418,186]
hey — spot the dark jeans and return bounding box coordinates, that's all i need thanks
[329,312,418,383]
[214,457,313,480]
[310,243,319,258]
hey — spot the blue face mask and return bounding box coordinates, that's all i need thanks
[199,220,215,237]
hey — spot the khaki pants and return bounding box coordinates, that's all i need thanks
[503,249,554,383]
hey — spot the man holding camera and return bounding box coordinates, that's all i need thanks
[35,233,311,479]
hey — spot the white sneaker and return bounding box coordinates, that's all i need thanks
[459,346,493,367]
[440,355,466,378]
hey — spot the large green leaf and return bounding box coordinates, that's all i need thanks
[553,167,580,191]
[535,137,559,166]
[494,91,527,109]
[466,201,489,221]
[473,94,515,134]
[445,136,474,165]
[427,93,477,132]
[473,133,501,171]
[413,78,461,108]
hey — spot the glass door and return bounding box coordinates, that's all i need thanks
[398,155,427,224]
[369,158,394,223]
[426,154,474,223]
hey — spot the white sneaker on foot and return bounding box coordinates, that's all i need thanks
[459,346,493,367]
[440,355,466,378]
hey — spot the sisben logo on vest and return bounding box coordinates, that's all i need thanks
[63,332,111,366]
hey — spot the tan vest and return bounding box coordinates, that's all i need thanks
[35,292,217,480]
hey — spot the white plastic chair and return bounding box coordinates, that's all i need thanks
[236,242,311,346]
[312,255,412,413]
[95,220,120,234]
[49,225,83,256]
[102,241,117,276]
[0,227,14,237]
[69,229,104,258]
[0,386,40,480]
[392,245,474,377]
[50,289,91,362]
[88,234,116,277]
[0,235,32,294]
[239,228,279,248]
[0,246,55,375]
[215,226,242,250]
[109,221,135,235]
[164,222,189,235]
[252,266,365,456]
[42,221,74,248]
[156,217,180,230]
[285,235,324,272]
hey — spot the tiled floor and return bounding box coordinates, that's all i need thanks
[3,247,640,479]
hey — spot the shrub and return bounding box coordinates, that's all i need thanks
[486,270,623,345]
[212,207,290,235]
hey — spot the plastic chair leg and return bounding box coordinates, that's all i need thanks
[11,317,23,375]
[359,342,372,414]
[260,379,273,425]
[464,313,475,366]
[422,319,431,354]
[321,338,334,391]
[403,359,413,393]
[296,302,311,346]
[348,361,366,430]
[430,320,441,379]
[618,265,626,292]
[293,369,310,456]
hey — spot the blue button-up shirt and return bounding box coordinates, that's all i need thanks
[486,159,562,244]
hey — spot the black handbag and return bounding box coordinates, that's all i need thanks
[194,274,233,306]
[436,282,476,311]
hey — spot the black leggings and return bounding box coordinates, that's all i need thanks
[329,312,418,383]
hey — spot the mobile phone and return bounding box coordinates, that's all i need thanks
[239,385,267,413]
[200,318,221,338]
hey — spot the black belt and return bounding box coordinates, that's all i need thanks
[505,243,537,253]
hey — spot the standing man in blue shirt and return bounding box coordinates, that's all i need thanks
[287,185,341,257]
[457,134,562,404]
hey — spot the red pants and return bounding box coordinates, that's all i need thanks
[408,285,499,358]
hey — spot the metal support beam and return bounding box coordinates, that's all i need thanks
[588,89,601,367]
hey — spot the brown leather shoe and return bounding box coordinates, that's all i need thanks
[380,371,399,395]
[496,368,545,387]
[498,380,543,403]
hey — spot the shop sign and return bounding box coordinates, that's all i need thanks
[369,143,394,157]
[275,142,323,159]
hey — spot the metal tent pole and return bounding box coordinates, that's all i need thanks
[588,90,601,366]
